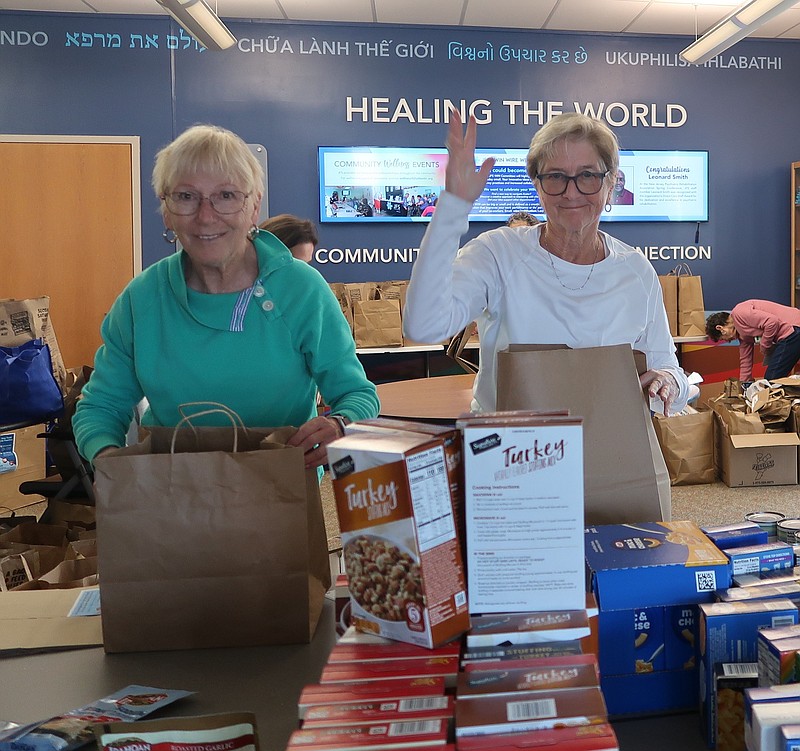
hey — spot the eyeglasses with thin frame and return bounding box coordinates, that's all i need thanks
[535,171,609,196]
[161,190,250,215]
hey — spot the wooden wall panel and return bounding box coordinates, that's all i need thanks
[1,138,140,370]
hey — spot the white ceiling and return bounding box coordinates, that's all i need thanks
[3,0,800,40]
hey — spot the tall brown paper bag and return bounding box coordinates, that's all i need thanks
[496,344,670,524]
[658,275,678,338]
[94,423,330,653]
[670,264,705,337]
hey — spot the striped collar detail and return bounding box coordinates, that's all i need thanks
[230,281,259,332]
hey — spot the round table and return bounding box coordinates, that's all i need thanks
[376,373,475,423]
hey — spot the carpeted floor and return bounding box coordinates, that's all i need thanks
[320,474,800,551]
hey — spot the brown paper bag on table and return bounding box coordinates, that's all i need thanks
[496,344,670,524]
[670,264,706,337]
[328,283,354,336]
[93,420,330,653]
[446,323,479,375]
[352,298,403,348]
[652,410,716,485]
[658,275,679,337]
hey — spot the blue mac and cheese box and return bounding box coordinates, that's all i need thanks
[701,521,768,551]
[585,522,731,716]
[585,521,731,611]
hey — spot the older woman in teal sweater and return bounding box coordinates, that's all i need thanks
[74,124,378,468]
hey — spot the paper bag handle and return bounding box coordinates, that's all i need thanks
[171,401,248,453]
[669,262,694,277]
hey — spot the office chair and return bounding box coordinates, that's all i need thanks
[17,423,95,505]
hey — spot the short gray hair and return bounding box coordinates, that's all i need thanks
[526,113,619,186]
[152,124,263,211]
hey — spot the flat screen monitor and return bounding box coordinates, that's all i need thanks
[317,146,708,223]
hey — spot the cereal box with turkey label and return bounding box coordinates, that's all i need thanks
[457,415,585,615]
[328,431,469,648]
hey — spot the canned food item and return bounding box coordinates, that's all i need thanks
[745,511,786,539]
[777,518,800,545]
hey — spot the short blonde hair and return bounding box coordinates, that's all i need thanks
[151,124,263,210]
[526,113,619,186]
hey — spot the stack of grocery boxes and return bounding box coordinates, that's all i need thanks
[287,421,465,749]
[697,520,800,751]
[584,520,731,717]
[296,408,800,750]
[449,413,619,747]
[287,625,458,749]
[299,412,619,749]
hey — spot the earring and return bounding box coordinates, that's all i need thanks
[247,225,260,241]
[162,229,177,244]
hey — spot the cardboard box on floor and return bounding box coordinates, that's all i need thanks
[713,400,800,487]
[0,424,46,512]
[496,344,669,524]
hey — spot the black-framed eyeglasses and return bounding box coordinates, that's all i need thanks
[161,190,249,215]
[535,171,608,196]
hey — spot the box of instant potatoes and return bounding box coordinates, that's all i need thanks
[327,430,468,648]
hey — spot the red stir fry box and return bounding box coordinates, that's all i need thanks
[320,655,459,688]
[298,677,446,719]
[301,696,454,728]
[457,654,600,697]
[286,718,449,749]
[455,723,619,751]
[455,686,608,738]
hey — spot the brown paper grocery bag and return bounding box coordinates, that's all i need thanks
[652,410,716,485]
[658,275,678,337]
[496,344,670,524]
[94,422,330,653]
[352,298,403,348]
[328,283,354,336]
[670,264,705,337]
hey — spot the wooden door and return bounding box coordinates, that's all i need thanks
[0,136,141,369]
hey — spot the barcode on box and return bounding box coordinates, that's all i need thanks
[455,591,467,608]
[506,698,557,721]
[695,570,717,592]
[399,697,449,711]
[388,720,442,736]
[721,662,758,677]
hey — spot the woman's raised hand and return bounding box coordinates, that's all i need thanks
[444,110,495,203]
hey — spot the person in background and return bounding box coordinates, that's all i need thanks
[610,169,634,205]
[259,213,319,263]
[506,211,540,227]
[706,300,800,382]
[403,110,689,415]
[73,124,379,469]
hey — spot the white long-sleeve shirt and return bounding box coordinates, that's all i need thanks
[403,191,689,413]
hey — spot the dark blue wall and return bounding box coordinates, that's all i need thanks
[2,10,798,310]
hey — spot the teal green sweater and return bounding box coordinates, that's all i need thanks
[73,232,379,463]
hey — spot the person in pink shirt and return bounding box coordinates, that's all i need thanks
[706,300,800,382]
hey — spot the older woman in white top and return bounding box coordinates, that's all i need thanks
[403,110,688,414]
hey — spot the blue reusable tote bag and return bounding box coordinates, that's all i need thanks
[0,338,64,425]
